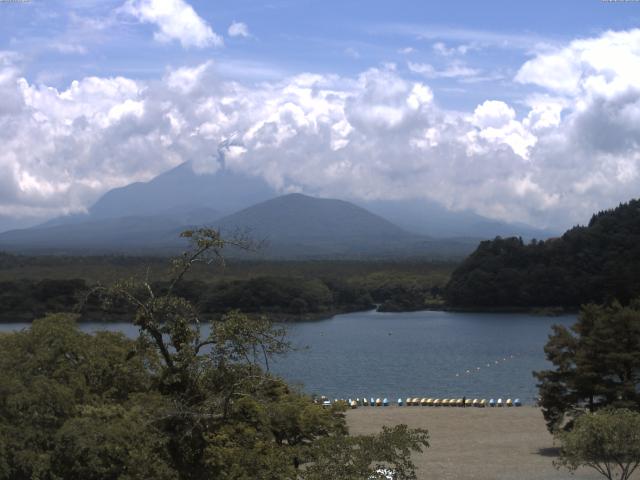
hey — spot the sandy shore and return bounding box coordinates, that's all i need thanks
[346,406,617,480]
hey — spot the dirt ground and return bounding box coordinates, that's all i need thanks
[346,406,624,480]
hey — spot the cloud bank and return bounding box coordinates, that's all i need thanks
[2,28,640,230]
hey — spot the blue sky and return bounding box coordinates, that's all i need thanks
[4,0,638,108]
[1,0,640,230]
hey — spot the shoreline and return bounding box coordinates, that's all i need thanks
[0,304,578,324]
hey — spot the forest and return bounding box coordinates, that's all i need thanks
[445,200,640,309]
[0,255,452,322]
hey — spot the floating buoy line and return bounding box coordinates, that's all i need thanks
[454,353,519,378]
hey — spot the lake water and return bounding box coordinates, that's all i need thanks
[0,310,576,404]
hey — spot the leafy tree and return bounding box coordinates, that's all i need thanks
[303,424,429,480]
[534,301,640,432]
[554,409,640,480]
[0,314,164,479]
[0,228,430,479]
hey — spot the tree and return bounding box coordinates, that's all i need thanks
[0,228,430,479]
[0,314,167,480]
[534,301,640,432]
[554,409,640,480]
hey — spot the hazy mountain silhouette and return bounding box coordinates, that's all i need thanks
[0,162,548,257]
[90,162,277,219]
[360,198,555,240]
[213,193,477,258]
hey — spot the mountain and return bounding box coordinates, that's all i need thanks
[88,162,277,220]
[0,213,206,254]
[0,162,547,257]
[445,199,640,308]
[213,193,477,258]
[0,193,478,258]
[360,198,556,240]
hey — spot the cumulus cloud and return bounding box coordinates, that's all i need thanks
[2,28,640,229]
[228,21,249,38]
[121,0,223,48]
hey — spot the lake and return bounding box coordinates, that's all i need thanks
[0,310,576,404]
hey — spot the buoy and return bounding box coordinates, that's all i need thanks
[506,399,513,407]
[497,398,503,407]
[489,399,496,407]
[398,398,403,406]
[383,398,389,406]
[514,398,522,407]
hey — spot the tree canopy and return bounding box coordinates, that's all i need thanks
[0,228,429,479]
[554,409,640,480]
[445,199,640,309]
[534,300,640,432]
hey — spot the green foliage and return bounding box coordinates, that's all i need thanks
[554,409,640,480]
[0,229,430,479]
[445,199,640,308]
[303,424,429,480]
[534,301,640,432]
[0,314,164,479]
[0,257,452,321]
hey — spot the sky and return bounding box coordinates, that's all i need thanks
[1,0,640,231]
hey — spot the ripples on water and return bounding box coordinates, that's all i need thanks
[0,310,576,404]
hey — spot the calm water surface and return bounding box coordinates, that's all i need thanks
[0,310,576,404]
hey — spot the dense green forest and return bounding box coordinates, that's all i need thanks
[445,199,640,309]
[0,255,452,321]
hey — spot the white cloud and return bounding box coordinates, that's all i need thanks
[165,61,213,93]
[398,47,415,55]
[433,42,472,56]
[49,42,88,55]
[121,0,223,48]
[3,28,640,230]
[516,29,640,97]
[408,61,480,79]
[344,47,360,59]
[228,21,249,38]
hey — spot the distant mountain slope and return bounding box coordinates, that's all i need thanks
[0,213,210,254]
[214,193,476,258]
[0,193,478,258]
[360,198,556,240]
[445,199,640,308]
[89,162,277,219]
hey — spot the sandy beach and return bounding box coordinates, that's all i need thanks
[346,406,618,480]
